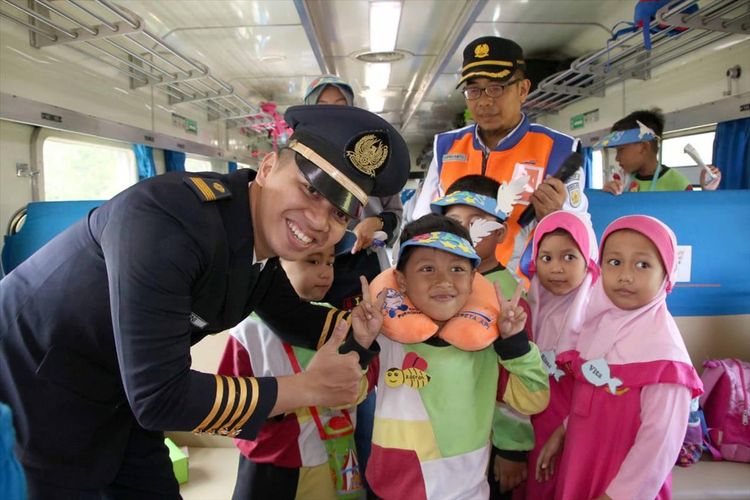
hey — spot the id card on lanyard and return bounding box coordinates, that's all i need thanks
[282,343,364,499]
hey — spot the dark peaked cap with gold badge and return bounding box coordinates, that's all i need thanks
[284,104,410,219]
[456,36,526,87]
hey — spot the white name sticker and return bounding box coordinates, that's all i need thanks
[675,245,692,283]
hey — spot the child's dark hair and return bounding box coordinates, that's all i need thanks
[611,108,664,153]
[537,228,578,253]
[397,214,471,271]
[446,175,501,198]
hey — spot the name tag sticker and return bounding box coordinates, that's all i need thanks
[675,245,692,283]
[511,163,544,205]
[581,358,622,393]
[541,350,565,381]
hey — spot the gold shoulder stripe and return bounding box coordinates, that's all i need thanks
[336,309,351,332]
[208,376,237,433]
[318,308,338,350]
[230,377,260,436]
[220,377,248,436]
[192,374,223,433]
[192,177,216,201]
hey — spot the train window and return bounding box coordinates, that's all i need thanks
[661,131,715,167]
[589,150,604,189]
[184,157,213,172]
[661,131,716,186]
[42,136,137,201]
[237,162,253,170]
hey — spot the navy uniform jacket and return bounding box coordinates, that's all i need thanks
[0,169,352,488]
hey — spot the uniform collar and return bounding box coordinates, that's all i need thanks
[252,249,268,270]
[472,113,529,153]
[220,169,255,257]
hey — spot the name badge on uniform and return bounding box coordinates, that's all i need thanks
[190,312,208,329]
[442,153,467,163]
[541,350,565,381]
[581,358,623,394]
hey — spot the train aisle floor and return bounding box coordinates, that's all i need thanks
[176,444,750,500]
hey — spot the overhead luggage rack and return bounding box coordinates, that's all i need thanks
[523,0,749,117]
[0,0,258,121]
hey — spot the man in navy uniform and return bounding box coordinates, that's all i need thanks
[0,105,409,497]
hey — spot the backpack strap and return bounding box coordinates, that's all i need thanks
[699,359,725,407]
[732,358,749,427]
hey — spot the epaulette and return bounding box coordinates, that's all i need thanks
[184,176,232,202]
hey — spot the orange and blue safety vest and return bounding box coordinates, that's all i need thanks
[413,115,586,267]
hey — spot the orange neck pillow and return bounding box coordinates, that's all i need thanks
[370,268,500,351]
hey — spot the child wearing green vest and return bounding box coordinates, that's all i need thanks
[597,108,721,193]
[430,175,539,498]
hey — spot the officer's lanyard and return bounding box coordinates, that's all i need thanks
[282,343,354,441]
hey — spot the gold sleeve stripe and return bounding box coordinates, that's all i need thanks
[336,309,351,332]
[190,177,216,201]
[221,376,248,435]
[232,377,260,433]
[192,374,223,433]
[461,59,514,71]
[208,376,237,432]
[318,307,338,350]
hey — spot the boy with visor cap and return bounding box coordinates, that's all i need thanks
[0,104,408,498]
[597,109,721,193]
[411,36,588,280]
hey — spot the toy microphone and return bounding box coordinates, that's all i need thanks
[683,143,716,183]
[518,152,583,227]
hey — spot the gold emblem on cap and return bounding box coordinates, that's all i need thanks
[346,134,388,178]
[474,43,490,59]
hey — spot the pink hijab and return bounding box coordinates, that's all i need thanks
[575,215,692,365]
[528,211,599,354]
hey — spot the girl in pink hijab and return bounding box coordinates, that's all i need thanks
[550,215,703,500]
[524,211,599,500]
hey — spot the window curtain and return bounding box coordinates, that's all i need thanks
[581,146,594,189]
[133,144,156,180]
[712,117,750,189]
[228,161,238,173]
[164,150,186,172]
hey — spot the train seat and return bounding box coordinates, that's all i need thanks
[1,200,102,276]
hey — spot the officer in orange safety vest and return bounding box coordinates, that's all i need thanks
[410,36,589,279]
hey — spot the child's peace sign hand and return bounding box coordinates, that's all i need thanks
[495,282,526,339]
[350,275,386,349]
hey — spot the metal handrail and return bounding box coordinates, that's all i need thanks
[104,38,175,79]
[0,0,256,119]
[524,0,746,116]
[0,10,56,41]
[67,45,149,83]
[2,0,76,38]
[95,0,139,29]
[125,34,198,76]
[84,41,160,81]
[67,0,118,32]
[34,0,97,35]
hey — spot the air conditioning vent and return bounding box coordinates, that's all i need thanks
[355,50,409,63]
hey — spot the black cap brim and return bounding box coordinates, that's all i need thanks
[295,153,363,219]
